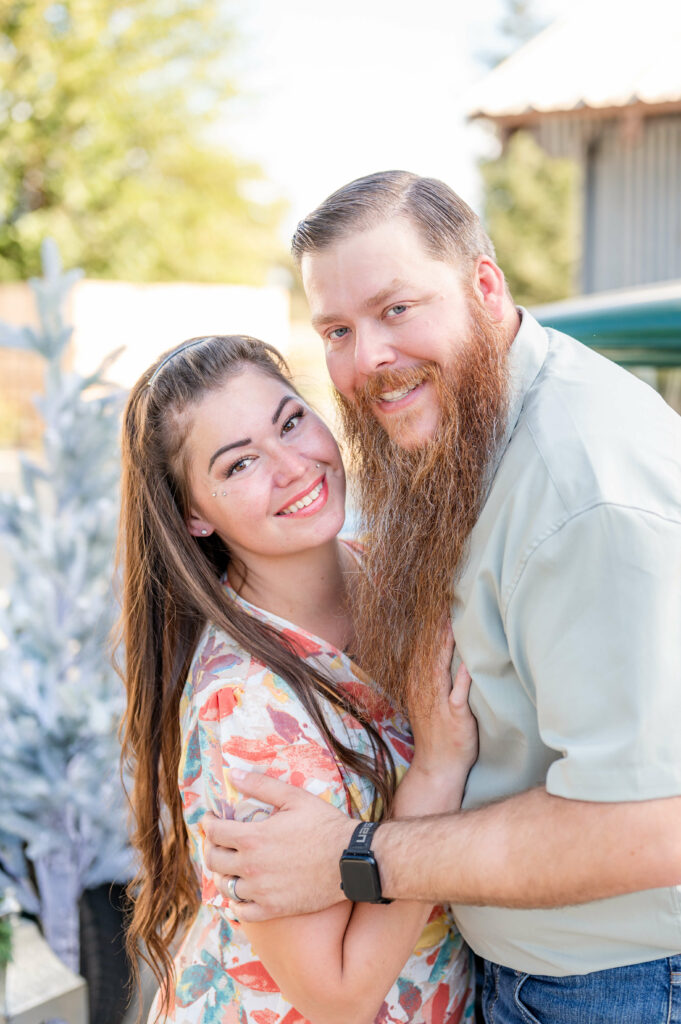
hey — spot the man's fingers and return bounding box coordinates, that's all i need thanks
[204,837,241,876]
[203,812,249,849]
[227,768,315,809]
[449,662,473,708]
[214,872,288,922]
[227,900,274,924]
[212,873,275,921]
[213,868,246,900]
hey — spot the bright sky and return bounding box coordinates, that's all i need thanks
[215,0,571,241]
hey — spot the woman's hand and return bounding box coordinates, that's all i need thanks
[408,622,478,785]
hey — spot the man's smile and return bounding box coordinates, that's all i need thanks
[372,376,430,418]
[377,381,422,404]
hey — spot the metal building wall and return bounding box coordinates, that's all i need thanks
[532,113,681,294]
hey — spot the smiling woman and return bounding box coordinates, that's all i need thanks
[117,334,476,1024]
[183,365,346,575]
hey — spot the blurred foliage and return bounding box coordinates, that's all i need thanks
[481,0,547,68]
[0,0,285,283]
[478,0,578,305]
[481,130,579,306]
[498,0,545,46]
[0,915,11,966]
[0,241,132,970]
[0,392,36,447]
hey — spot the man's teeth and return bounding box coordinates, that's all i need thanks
[379,382,420,403]
[279,479,324,515]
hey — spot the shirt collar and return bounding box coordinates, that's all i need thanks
[484,307,549,485]
[505,307,549,436]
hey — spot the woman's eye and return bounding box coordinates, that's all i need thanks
[282,408,304,434]
[328,327,349,342]
[227,456,254,476]
[386,304,407,318]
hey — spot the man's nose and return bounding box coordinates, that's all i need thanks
[353,323,397,378]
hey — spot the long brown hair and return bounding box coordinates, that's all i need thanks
[117,335,396,1006]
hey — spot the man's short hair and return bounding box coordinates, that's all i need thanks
[291,170,496,268]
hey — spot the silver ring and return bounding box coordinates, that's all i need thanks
[225,875,248,903]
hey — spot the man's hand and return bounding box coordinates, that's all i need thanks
[203,769,355,921]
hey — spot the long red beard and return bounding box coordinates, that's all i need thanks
[336,300,512,711]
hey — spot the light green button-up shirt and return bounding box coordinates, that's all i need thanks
[450,310,681,975]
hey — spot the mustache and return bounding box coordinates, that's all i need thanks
[351,363,439,408]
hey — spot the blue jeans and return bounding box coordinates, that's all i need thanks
[481,954,681,1023]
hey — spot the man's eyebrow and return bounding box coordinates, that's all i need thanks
[362,281,408,311]
[310,311,343,329]
[208,439,250,472]
[310,280,408,329]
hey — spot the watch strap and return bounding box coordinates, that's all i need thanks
[341,821,392,904]
[346,820,380,855]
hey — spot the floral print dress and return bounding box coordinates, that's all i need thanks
[150,557,474,1024]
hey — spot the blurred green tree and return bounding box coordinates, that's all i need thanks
[481,130,578,306]
[0,0,284,282]
[479,0,579,305]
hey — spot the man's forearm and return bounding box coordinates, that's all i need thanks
[205,773,681,921]
[374,788,681,907]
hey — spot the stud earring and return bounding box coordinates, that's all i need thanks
[201,529,207,535]
[211,491,217,497]
[222,491,227,496]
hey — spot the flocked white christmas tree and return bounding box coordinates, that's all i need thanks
[0,240,133,973]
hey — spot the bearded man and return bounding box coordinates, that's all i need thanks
[204,172,681,1023]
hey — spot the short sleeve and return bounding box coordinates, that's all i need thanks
[183,630,351,913]
[505,503,681,801]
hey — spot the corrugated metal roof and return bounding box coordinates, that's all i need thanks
[468,0,681,120]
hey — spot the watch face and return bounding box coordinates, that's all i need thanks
[340,855,383,902]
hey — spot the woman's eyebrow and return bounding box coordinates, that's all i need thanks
[208,438,250,471]
[272,394,296,424]
[207,396,297,471]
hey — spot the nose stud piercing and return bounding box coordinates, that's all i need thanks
[316,463,321,468]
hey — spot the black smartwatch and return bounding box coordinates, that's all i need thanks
[339,821,393,904]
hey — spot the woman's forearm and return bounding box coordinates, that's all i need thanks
[328,766,466,1018]
[391,762,470,819]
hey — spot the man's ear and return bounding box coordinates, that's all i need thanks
[187,510,215,538]
[473,256,507,321]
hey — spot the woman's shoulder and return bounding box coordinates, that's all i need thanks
[192,621,252,676]
[182,621,269,712]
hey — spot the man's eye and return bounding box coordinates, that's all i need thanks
[386,304,407,317]
[328,327,349,342]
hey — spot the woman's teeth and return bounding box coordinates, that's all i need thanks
[379,382,420,403]
[279,479,324,515]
